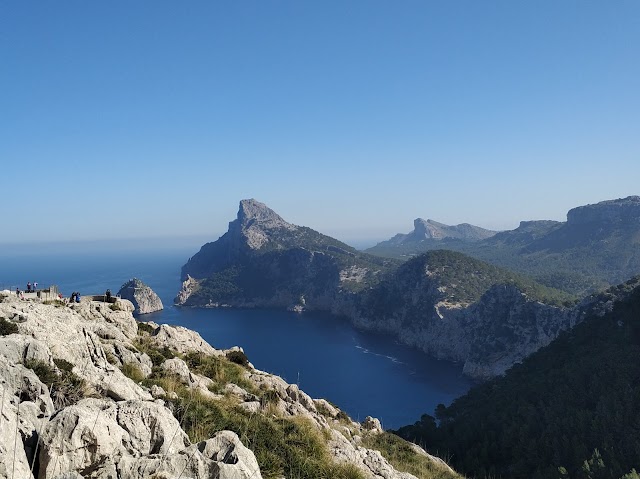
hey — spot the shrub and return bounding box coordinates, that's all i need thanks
[105,351,118,365]
[137,321,156,335]
[259,388,280,407]
[133,337,174,366]
[25,359,86,409]
[24,359,58,385]
[226,350,249,367]
[53,358,74,372]
[0,317,18,336]
[336,410,351,422]
[184,351,254,392]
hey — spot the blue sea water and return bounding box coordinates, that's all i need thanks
[0,245,472,429]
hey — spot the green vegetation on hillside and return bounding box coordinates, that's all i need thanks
[185,245,397,306]
[366,216,640,296]
[362,250,575,321]
[362,432,464,479]
[394,279,640,479]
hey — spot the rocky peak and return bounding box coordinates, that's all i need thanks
[229,199,298,250]
[413,218,438,239]
[567,196,640,226]
[236,199,296,231]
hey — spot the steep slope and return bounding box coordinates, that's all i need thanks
[366,196,640,295]
[177,199,397,309]
[395,277,640,479]
[352,250,578,378]
[117,277,163,314]
[0,290,459,479]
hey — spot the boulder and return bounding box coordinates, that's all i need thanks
[152,324,219,356]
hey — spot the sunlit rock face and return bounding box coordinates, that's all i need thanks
[117,278,163,314]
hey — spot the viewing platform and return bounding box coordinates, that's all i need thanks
[3,285,120,303]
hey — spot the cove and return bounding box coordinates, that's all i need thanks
[151,307,472,429]
[0,246,472,429]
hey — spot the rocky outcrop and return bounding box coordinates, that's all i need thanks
[567,195,640,225]
[0,289,456,479]
[117,278,163,314]
[391,218,497,245]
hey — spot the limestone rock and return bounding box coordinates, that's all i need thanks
[117,278,163,315]
[328,429,419,479]
[200,431,262,479]
[0,285,456,479]
[161,357,192,384]
[152,324,219,356]
[362,416,383,434]
[567,195,640,225]
[175,274,198,305]
[39,398,188,477]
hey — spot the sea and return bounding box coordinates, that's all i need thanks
[0,242,472,429]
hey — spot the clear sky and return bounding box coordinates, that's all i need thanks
[2,1,639,247]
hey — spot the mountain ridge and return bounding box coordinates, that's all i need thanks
[366,196,640,295]
[375,217,497,249]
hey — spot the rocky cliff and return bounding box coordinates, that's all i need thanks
[177,199,397,309]
[117,278,163,314]
[352,251,576,378]
[0,290,458,479]
[566,195,640,226]
[355,252,640,378]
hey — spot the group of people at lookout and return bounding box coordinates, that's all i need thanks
[13,285,114,303]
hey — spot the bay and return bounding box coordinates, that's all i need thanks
[0,244,472,429]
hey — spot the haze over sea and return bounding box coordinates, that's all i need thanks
[0,243,471,429]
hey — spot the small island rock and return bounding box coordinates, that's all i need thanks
[117,278,163,315]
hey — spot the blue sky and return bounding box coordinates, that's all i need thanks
[2,1,639,246]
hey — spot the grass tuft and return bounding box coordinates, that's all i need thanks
[121,362,145,382]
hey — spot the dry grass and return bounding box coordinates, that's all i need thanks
[362,432,464,479]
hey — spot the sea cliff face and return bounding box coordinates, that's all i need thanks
[0,290,456,479]
[177,199,396,310]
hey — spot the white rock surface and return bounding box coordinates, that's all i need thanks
[152,324,220,356]
[0,292,455,479]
